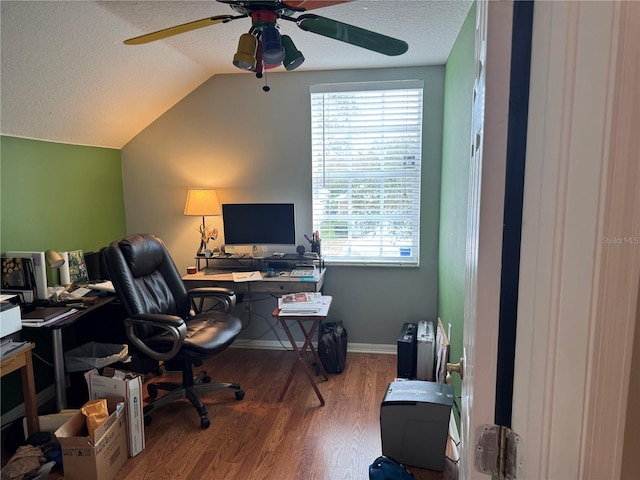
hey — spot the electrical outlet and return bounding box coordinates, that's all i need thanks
[243,301,251,312]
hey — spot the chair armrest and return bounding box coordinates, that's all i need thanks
[188,287,237,313]
[124,313,187,361]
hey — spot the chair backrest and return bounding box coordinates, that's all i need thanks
[103,233,191,319]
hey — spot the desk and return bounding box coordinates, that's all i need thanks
[194,253,325,272]
[182,268,326,294]
[23,296,117,411]
[1,343,39,435]
[272,296,332,406]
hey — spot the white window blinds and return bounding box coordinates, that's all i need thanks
[310,81,424,266]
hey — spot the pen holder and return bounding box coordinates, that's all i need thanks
[311,242,321,256]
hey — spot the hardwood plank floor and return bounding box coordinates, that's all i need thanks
[51,348,458,480]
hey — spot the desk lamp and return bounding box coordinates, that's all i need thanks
[184,188,221,255]
[45,250,65,269]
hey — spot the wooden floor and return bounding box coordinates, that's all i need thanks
[51,348,458,480]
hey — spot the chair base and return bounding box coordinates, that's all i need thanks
[143,374,244,429]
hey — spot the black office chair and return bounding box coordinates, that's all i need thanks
[102,233,244,429]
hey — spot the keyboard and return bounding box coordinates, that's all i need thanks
[290,267,316,277]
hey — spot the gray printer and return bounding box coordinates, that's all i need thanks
[380,380,454,471]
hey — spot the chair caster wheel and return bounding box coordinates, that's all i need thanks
[202,375,211,383]
[200,417,211,429]
[148,385,158,398]
[144,415,152,427]
[235,390,245,400]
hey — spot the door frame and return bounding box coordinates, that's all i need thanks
[513,1,639,478]
[460,1,514,478]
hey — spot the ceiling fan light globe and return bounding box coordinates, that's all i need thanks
[262,50,285,65]
[233,53,256,70]
[284,55,304,71]
[261,26,285,64]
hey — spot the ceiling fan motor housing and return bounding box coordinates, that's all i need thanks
[250,9,278,29]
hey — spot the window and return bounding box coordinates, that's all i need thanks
[310,80,424,266]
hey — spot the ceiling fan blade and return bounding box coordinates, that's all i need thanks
[124,15,241,45]
[296,14,408,56]
[283,0,354,11]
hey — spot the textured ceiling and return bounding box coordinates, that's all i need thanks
[0,0,472,149]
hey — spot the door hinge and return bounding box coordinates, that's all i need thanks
[474,424,522,479]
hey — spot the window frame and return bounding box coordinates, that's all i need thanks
[310,80,424,267]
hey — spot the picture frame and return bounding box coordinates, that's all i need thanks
[67,250,89,284]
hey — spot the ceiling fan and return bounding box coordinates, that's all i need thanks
[124,0,408,90]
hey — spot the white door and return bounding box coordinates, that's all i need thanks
[460,1,514,479]
[512,1,639,478]
[461,1,639,479]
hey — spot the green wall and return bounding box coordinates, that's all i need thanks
[0,135,127,414]
[1,136,126,254]
[439,3,476,406]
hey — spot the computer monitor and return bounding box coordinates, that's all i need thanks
[221,203,296,246]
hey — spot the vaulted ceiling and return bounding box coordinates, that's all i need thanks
[0,1,472,149]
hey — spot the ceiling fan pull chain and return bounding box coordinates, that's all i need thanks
[263,70,270,93]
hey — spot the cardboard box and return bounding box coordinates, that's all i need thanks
[22,409,78,439]
[55,397,128,480]
[86,368,145,456]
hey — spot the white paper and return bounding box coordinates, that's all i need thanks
[232,271,262,282]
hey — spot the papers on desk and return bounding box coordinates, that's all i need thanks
[278,293,331,316]
[281,292,322,304]
[21,306,78,327]
[86,280,115,293]
[232,271,262,282]
[1,339,30,359]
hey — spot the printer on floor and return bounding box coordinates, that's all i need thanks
[380,380,454,472]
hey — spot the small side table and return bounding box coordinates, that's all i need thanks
[272,296,332,406]
[1,343,39,436]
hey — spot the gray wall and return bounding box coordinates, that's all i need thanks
[121,66,444,347]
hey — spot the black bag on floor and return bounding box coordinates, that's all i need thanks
[369,456,415,480]
[318,321,347,373]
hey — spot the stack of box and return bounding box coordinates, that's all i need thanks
[55,397,128,480]
[54,367,146,480]
[85,368,145,457]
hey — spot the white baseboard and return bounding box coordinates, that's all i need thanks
[231,340,396,355]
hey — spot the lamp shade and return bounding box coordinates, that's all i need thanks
[184,188,221,216]
[233,33,258,70]
[282,35,304,71]
[261,26,285,65]
[45,250,65,269]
